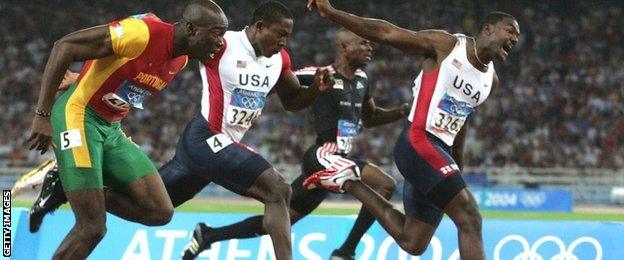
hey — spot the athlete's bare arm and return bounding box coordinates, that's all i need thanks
[28,25,113,153]
[361,99,410,128]
[490,72,500,95]
[452,121,468,171]
[307,0,456,59]
[274,68,333,112]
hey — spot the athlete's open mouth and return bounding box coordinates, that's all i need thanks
[503,42,513,53]
[498,41,514,60]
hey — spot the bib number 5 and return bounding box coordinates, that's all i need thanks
[60,129,83,150]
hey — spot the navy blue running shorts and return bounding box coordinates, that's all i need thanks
[393,123,467,226]
[160,115,272,207]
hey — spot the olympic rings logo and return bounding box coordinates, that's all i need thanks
[446,102,472,116]
[493,235,603,260]
[240,96,262,109]
[127,92,145,104]
[520,192,547,207]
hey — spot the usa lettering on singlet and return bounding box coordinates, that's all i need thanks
[407,34,495,146]
[199,30,291,142]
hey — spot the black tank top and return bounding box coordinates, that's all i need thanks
[294,66,372,153]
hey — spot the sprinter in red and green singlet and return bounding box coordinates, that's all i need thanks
[25,1,227,258]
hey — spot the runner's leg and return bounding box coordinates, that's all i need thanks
[335,163,396,255]
[53,189,106,259]
[242,168,292,260]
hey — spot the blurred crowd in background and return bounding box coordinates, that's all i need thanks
[1,1,622,169]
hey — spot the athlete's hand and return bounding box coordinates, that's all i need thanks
[313,67,334,92]
[307,0,334,17]
[27,116,54,154]
[59,70,79,91]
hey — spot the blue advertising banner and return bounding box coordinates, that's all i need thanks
[471,188,573,212]
[10,208,622,259]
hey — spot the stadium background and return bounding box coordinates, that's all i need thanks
[4,0,624,167]
[2,1,624,259]
[2,0,623,204]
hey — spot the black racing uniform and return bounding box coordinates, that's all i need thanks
[290,65,373,214]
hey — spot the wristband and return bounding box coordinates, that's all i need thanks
[35,108,51,118]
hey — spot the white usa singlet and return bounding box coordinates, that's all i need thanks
[199,30,292,142]
[407,34,495,146]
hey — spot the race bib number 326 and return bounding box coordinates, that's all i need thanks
[431,94,473,135]
[431,112,465,135]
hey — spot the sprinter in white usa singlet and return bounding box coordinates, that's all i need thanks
[158,3,334,260]
[199,30,291,142]
[409,34,495,146]
[304,2,520,259]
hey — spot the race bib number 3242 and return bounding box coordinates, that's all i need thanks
[227,89,266,127]
[226,107,260,127]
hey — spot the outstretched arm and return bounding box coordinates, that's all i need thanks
[274,68,333,112]
[361,99,410,128]
[28,25,114,153]
[307,0,456,57]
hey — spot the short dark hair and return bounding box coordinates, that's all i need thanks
[251,1,292,26]
[479,11,516,30]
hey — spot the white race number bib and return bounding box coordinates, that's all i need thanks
[206,134,233,153]
[430,93,473,135]
[336,120,359,154]
[226,89,266,127]
[60,129,83,150]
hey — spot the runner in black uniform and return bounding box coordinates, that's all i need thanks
[183,28,411,260]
